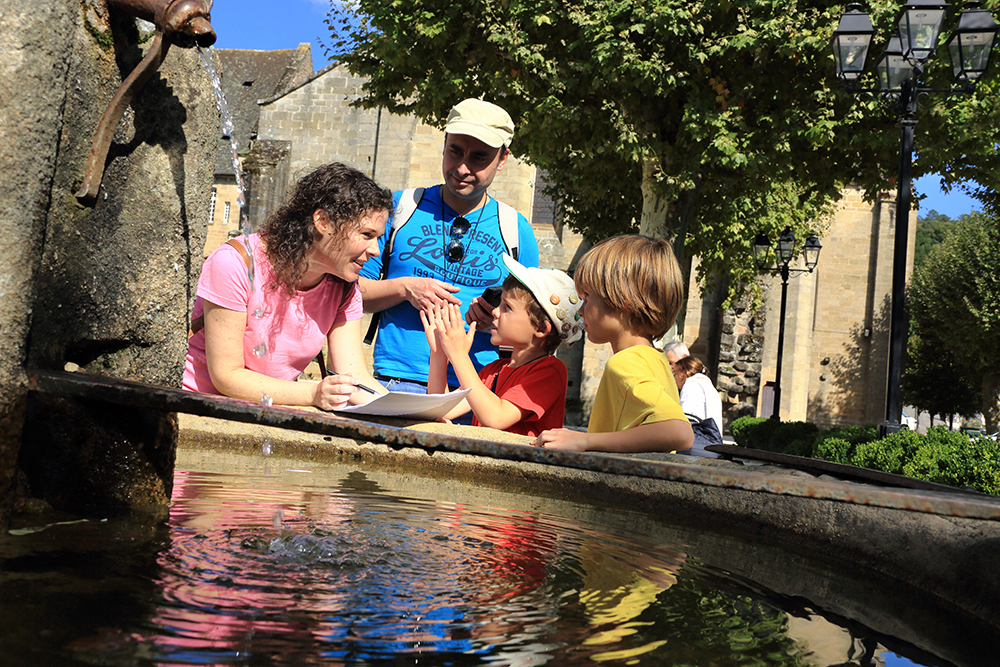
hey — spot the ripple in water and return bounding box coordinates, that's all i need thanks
[1,454,944,667]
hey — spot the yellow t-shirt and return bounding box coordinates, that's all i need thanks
[588,345,687,433]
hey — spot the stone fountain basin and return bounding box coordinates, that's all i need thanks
[178,408,1000,667]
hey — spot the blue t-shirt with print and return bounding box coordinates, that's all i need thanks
[360,185,539,387]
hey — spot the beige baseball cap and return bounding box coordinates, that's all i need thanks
[445,99,514,148]
[501,254,583,345]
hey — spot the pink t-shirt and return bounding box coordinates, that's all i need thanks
[183,234,362,394]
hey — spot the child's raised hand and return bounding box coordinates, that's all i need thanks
[434,302,476,360]
[420,305,445,358]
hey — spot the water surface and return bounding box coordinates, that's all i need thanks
[0,441,983,666]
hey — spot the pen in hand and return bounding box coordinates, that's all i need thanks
[354,382,379,395]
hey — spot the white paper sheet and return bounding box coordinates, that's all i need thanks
[334,388,472,420]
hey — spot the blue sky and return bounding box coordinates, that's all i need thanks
[207,0,981,221]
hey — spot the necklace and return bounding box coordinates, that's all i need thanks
[490,355,548,396]
[441,189,488,283]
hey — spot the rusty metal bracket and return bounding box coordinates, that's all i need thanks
[76,0,216,202]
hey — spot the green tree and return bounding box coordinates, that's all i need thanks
[325,0,1000,301]
[913,210,953,268]
[903,328,980,424]
[909,212,1000,432]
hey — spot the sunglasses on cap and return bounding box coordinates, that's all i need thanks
[447,217,471,263]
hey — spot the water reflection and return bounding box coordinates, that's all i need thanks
[0,444,975,666]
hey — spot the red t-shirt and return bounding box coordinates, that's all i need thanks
[472,356,568,437]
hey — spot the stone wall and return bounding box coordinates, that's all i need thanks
[0,0,217,527]
[680,185,916,430]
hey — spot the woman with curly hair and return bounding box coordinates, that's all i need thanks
[184,163,391,409]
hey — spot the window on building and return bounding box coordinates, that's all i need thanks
[207,188,217,225]
[223,201,231,227]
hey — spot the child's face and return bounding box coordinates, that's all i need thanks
[578,289,621,345]
[491,289,544,349]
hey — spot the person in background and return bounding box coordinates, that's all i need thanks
[662,340,690,364]
[533,235,693,453]
[421,254,582,437]
[184,163,389,410]
[671,355,724,457]
[359,98,539,397]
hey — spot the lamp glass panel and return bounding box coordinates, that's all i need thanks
[753,235,771,269]
[777,232,795,264]
[899,8,946,56]
[949,31,995,80]
[804,245,821,270]
[878,54,913,90]
[835,35,872,77]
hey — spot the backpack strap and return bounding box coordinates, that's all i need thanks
[364,187,425,345]
[190,239,346,381]
[495,200,520,261]
[189,238,251,335]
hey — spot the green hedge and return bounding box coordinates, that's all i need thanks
[728,417,1000,495]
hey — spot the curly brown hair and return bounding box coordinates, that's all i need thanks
[259,163,393,294]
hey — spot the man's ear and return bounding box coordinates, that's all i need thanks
[496,147,509,172]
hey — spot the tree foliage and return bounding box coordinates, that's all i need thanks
[909,212,1000,431]
[913,210,954,268]
[903,328,980,422]
[325,0,1000,302]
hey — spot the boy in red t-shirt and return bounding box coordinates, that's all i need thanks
[420,254,582,436]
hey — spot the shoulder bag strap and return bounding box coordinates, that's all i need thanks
[189,238,252,336]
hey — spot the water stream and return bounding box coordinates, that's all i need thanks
[3,440,985,667]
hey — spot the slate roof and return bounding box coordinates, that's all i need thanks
[212,45,314,176]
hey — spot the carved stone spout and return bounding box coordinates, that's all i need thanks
[75,0,216,201]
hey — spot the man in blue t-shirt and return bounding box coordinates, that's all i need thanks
[359,99,540,395]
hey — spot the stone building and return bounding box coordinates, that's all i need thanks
[204,45,314,255]
[209,47,915,432]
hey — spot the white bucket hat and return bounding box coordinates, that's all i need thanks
[501,254,583,345]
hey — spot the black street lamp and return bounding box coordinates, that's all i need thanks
[754,228,822,420]
[830,1,998,435]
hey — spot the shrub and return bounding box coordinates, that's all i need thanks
[728,417,998,495]
[960,436,1000,496]
[729,417,774,449]
[850,439,906,474]
[814,437,852,464]
[902,441,963,488]
[775,421,821,457]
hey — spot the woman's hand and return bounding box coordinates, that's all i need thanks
[311,374,365,411]
[533,428,590,452]
[432,303,476,362]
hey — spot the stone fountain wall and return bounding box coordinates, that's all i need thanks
[0,0,216,528]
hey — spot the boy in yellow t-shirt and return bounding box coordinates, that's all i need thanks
[533,235,693,453]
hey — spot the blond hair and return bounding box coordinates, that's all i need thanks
[574,235,684,338]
